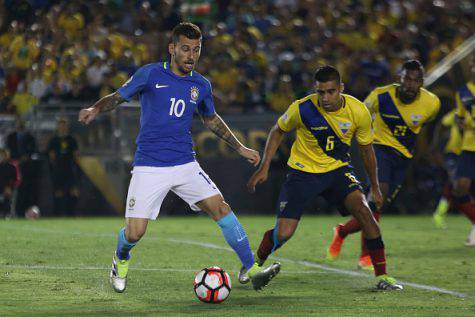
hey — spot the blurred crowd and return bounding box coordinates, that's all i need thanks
[0,0,473,116]
[0,117,80,218]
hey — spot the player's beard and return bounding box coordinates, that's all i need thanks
[172,54,195,75]
[176,54,195,74]
[182,61,195,73]
[398,87,418,104]
[175,61,193,75]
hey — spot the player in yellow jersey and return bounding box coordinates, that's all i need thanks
[247,66,402,290]
[327,60,440,269]
[432,109,463,228]
[453,54,475,246]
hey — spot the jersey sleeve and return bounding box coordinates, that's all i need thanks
[355,105,374,145]
[117,64,153,101]
[427,96,441,122]
[197,80,216,117]
[277,101,300,132]
[363,89,379,115]
[455,92,468,118]
[441,109,455,127]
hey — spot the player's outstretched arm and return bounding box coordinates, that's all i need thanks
[78,92,126,125]
[203,114,260,166]
[247,124,286,193]
[358,143,383,209]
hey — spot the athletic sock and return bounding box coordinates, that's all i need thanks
[365,236,387,276]
[435,198,449,216]
[257,227,286,264]
[339,218,361,238]
[361,210,381,257]
[116,228,136,260]
[217,212,254,270]
[455,195,475,224]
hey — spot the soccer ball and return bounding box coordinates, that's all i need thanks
[194,266,231,303]
[25,205,40,220]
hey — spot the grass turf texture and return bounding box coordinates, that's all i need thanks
[1,215,474,316]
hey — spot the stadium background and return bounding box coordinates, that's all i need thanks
[0,0,474,217]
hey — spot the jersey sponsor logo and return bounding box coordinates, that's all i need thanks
[281,112,289,122]
[411,114,423,125]
[155,84,169,89]
[295,162,305,168]
[339,121,352,134]
[310,126,328,131]
[191,86,199,101]
[381,114,400,119]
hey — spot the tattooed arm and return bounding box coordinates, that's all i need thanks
[78,92,126,125]
[203,114,260,166]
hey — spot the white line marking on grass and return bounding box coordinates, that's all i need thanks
[0,264,328,275]
[3,224,474,298]
[165,238,475,299]
[0,265,199,272]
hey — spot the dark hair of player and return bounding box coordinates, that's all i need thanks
[402,60,424,76]
[172,22,202,43]
[314,65,341,84]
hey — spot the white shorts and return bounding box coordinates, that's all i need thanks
[125,161,221,219]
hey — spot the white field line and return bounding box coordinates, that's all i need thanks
[169,239,475,299]
[0,264,327,275]
[2,224,474,299]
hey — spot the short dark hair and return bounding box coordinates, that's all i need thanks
[172,22,202,43]
[402,59,424,74]
[314,65,341,83]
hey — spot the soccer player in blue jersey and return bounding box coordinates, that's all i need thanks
[78,22,280,292]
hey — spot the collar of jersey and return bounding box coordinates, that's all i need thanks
[163,62,193,77]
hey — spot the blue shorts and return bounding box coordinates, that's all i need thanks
[455,151,475,180]
[374,144,410,200]
[444,153,459,182]
[276,166,363,220]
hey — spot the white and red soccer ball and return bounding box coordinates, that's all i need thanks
[194,266,231,303]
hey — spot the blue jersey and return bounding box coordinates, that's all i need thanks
[117,62,216,167]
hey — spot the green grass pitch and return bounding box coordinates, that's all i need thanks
[1,215,474,316]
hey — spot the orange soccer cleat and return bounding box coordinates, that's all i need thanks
[357,255,374,271]
[326,225,345,260]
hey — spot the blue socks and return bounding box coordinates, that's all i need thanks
[115,213,254,268]
[271,225,286,252]
[116,228,137,260]
[217,212,255,270]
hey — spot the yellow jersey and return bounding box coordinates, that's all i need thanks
[441,110,462,155]
[456,82,475,152]
[277,94,373,174]
[364,84,440,158]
